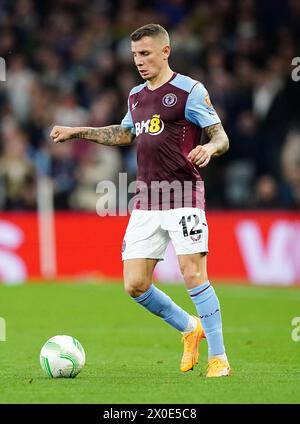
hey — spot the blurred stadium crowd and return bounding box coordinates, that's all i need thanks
[0,0,300,211]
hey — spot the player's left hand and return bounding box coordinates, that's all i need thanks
[187,144,213,168]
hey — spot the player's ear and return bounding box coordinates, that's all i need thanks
[162,45,171,60]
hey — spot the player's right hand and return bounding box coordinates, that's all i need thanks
[50,126,74,143]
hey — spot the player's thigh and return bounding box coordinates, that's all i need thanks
[123,258,158,297]
[177,252,208,289]
[161,207,209,289]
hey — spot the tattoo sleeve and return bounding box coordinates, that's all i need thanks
[204,123,229,156]
[72,125,135,146]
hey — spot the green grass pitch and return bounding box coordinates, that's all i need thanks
[0,282,300,404]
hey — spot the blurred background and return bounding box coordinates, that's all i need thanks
[0,0,299,285]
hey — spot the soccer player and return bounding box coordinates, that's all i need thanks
[50,24,231,377]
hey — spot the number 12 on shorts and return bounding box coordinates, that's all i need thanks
[179,215,202,237]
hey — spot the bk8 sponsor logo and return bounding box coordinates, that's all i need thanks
[135,114,164,136]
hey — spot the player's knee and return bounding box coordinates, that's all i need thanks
[123,276,150,298]
[181,266,208,287]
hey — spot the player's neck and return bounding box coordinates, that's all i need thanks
[146,67,174,91]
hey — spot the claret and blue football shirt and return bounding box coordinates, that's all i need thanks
[121,73,220,210]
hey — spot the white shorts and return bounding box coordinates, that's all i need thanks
[122,208,208,260]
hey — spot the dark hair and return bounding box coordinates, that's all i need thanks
[130,24,169,42]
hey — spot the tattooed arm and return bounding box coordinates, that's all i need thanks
[50,125,135,146]
[188,123,229,168]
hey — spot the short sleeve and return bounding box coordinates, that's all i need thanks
[185,83,221,128]
[121,100,135,134]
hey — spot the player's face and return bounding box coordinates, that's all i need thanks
[131,36,169,80]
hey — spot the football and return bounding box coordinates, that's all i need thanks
[40,335,85,378]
